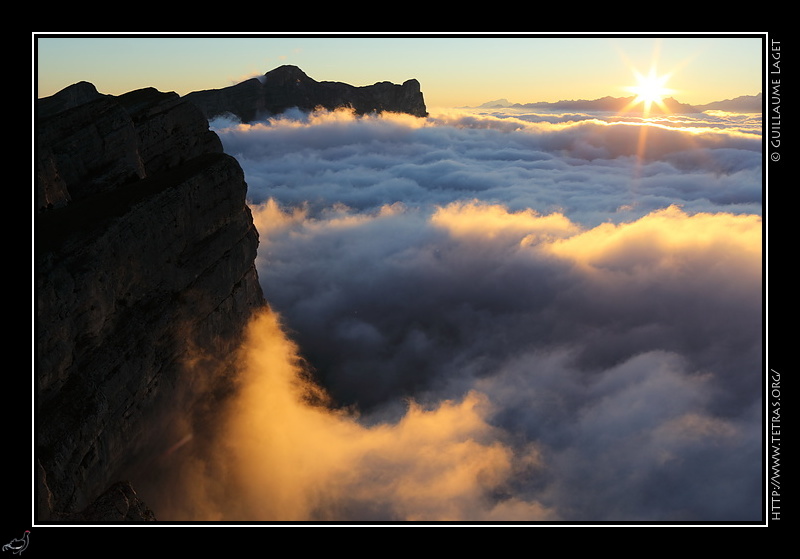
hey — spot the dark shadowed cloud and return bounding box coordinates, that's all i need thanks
[157,106,762,522]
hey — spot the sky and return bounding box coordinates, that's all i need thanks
[34,33,765,108]
[34,32,766,524]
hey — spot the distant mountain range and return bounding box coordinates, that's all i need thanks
[695,93,763,113]
[475,93,763,114]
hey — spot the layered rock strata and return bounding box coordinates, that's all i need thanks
[35,83,265,520]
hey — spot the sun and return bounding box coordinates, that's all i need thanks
[625,67,675,115]
[632,69,671,104]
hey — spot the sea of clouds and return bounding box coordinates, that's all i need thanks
[150,106,763,523]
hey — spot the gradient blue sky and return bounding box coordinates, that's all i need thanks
[34,33,765,109]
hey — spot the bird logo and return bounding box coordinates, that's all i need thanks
[2,531,29,555]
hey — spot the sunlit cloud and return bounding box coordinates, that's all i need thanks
[138,102,766,522]
[431,200,580,244]
[544,204,762,275]
[213,107,761,232]
[153,195,762,521]
[151,307,556,522]
[235,197,762,521]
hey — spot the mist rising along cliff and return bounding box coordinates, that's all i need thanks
[184,65,428,122]
[35,68,429,522]
[35,82,266,521]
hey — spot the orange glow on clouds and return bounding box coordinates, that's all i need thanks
[545,205,762,277]
[254,198,762,287]
[430,201,761,277]
[431,200,580,244]
[173,307,553,522]
[162,199,761,522]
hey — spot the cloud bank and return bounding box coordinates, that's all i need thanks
[217,107,761,225]
[144,106,763,522]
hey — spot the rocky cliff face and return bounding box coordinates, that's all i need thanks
[35,82,265,520]
[184,65,428,122]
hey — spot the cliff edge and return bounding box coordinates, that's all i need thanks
[35,82,266,521]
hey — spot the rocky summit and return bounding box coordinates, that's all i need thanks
[184,64,429,122]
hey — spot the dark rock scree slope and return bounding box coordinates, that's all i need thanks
[35,68,427,522]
